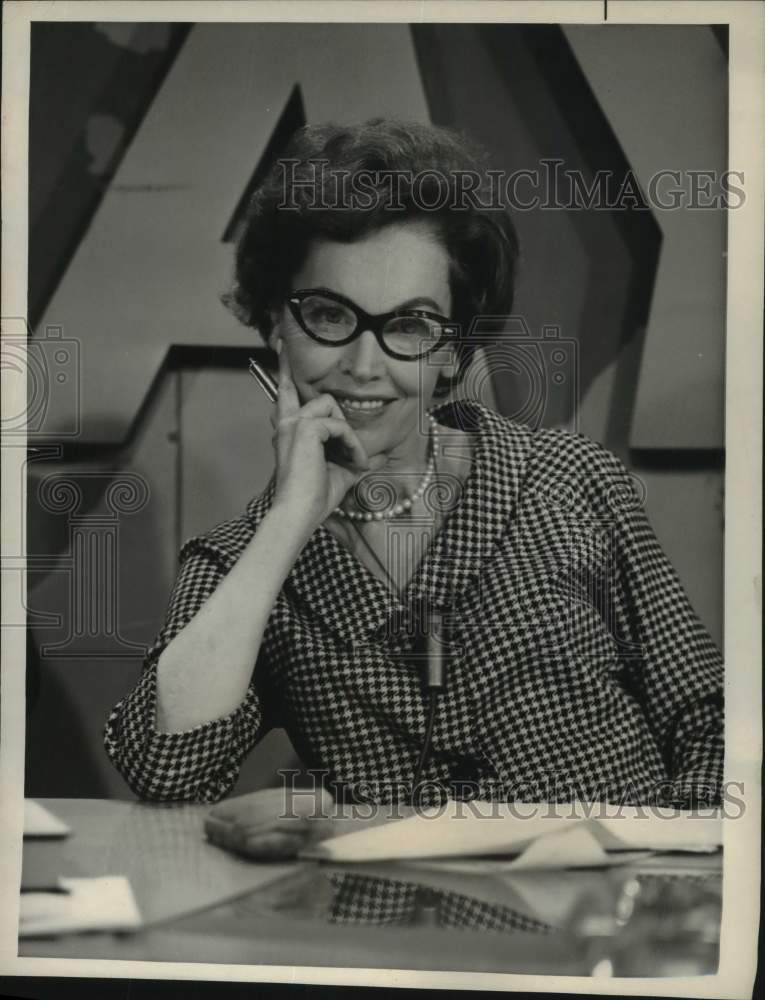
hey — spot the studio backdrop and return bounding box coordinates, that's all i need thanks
[19,21,726,797]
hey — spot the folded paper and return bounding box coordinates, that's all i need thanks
[303,802,722,865]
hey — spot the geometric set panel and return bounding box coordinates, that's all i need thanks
[564,25,726,450]
[34,23,430,445]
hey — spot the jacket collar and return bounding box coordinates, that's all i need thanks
[247,402,531,643]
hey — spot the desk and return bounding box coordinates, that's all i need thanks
[20,799,722,977]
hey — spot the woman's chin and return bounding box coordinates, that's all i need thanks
[355,427,389,460]
[344,408,394,444]
[342,401,421,462]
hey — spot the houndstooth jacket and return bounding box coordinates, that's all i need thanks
[104,401,724,805]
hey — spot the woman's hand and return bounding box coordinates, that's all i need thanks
[204,786,337,861]
[271,345,371,531]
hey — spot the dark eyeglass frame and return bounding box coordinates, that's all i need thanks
[286,288,460,361]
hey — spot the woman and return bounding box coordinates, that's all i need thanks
[104,120,723,824]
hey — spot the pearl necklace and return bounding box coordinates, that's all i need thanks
[334,413,439,522]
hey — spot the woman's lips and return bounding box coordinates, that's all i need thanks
[337,397,393,418]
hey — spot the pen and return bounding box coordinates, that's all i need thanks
[247,356,356,468]
[248,357,279,403]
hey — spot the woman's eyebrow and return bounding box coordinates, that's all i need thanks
[312,288,448,314]
[395,296,446,313]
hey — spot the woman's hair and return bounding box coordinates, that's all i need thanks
[224,118,520,396]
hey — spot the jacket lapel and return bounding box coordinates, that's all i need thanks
[404,401,529,612]
[247,402,531,644]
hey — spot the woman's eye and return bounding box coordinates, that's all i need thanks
[322,308,344,323]
[304,304,345,325]
[390,318,426,336]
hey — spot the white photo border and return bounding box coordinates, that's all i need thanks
[1,1,762,996]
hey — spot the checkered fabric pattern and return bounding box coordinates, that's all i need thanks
[104,401,724,806]
[434,887,554,935]
[327,872,418,926]
[326,872,553,933]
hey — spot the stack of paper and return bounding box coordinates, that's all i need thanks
[20,876,142,937]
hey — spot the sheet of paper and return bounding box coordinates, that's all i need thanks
[304,804,583,863]
[22,799,304,930]
[19,876,142,937]
[591,806,721,852]
[304,802,723,865]
[23,799,71,838]
[401,845,652,875]
[484,823,607,871]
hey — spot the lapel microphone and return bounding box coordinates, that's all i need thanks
[409,602,451,798]
[424,609,448,691]
[406,601,450,693]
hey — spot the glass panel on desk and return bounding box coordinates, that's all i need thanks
[225,859,722,970]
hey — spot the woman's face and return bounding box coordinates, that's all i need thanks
[271,221,454,461]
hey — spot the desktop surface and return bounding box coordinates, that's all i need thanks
[19,798,722,977]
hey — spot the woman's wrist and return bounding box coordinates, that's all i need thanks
[264,496,322,551]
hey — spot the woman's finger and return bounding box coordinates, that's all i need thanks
[301,417,370,470]
[298,396,367,467]
[276,343,301,419]
[298,394,346,421]
[243,830,309,861]
[366,453,389,472]
[205,813,315,854]
[208,822,308,860]
[204,814,249,854]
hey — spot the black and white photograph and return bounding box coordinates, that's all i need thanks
[1,0,762,995]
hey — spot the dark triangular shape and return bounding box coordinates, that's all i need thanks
[221,83,306,243]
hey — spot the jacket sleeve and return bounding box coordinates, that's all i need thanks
[583,444,725,806]
[103,540,274,802]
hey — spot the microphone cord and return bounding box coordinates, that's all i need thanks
[340,419,448,803]
[411,689,440,794]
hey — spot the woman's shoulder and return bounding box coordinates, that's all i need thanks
[529,423,627,475]
[446,401,637,512]
[443,400,623,469]
[525,424,640,515]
